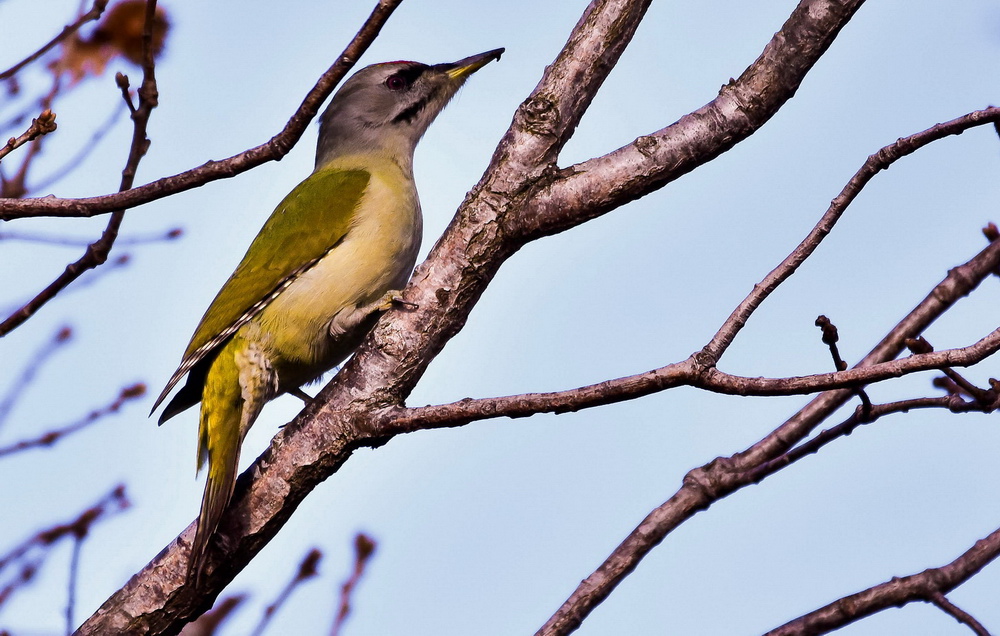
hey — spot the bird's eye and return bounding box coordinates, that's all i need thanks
[385,74,407,91]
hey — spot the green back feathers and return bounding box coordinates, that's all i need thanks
[152,168,370,415]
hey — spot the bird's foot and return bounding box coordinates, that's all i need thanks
[374,290,417,312]
[329,292,418,338]
[287,387,313,403]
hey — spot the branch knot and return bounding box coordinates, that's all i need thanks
[517,96,559,137]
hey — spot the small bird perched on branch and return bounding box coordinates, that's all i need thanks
[152,48,504,582]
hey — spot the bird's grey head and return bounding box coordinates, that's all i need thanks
[316,49,504,169]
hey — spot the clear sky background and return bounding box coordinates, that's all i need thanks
[2,0,1000,634]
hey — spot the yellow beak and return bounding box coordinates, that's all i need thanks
[443,48,505,80]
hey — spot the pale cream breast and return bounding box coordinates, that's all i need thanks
[252,155,422,370]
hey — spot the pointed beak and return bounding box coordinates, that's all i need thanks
[439,48,505,81]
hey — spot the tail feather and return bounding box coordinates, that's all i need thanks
[188,447,239,584]
[186,363,242,585]
[186,335,275,585]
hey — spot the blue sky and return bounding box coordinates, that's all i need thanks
[2,1,1000,634]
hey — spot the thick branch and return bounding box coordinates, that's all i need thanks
[484,0,651,188]
[77,0,908,630]
[512,0,869,240]
[74,0,659,631]
[0,0,402,221]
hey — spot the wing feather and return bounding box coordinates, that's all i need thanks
[152,168,370,415]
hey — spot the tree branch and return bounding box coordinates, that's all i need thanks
[0,0,110,81]
[512,0,870,240]
[0,0,403,221]
[698,107,1000,364]
[533,231,1000,636]
[380,225,1000,438]
[0,110,58,162]
[765,527,1000,635]
[0,1,161,337]
[928,593,993,636]
[73,0,918,631]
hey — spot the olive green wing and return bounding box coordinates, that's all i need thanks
[152,168,370,417]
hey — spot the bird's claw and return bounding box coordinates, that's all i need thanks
[376,291,418,312]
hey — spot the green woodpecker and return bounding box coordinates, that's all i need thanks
[152,48,503,581]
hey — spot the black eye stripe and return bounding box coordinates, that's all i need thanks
[392,96,428,124]
[392,86,442,125]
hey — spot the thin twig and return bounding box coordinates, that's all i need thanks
[0,485,129,611]
[815,315,873,418]
[928,592,993,636]
[331,534,376,636]
[0,325,73,430]
[0,254,133,320]
[740,394,979,484]
[0,0,110,81]
[2,71,63,198]
[0,110,58,162]
[66,534,84,636]
[248,549,322,636]
[0,0,405,222]
[0,0,161,337]
[0,383,146,458]
[0,226,181,246]
[907,336,997,406]
[696,106,1000,365]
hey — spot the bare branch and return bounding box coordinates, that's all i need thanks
[248,549,322,636]
[0,325,73,431]
[697,106,1000,364]
[0,0,110,81]
[485,0,652,187]
[0,485,129,611]
[71,1,932,630]
[0,226,181,246]
[533,232,1000,636]
[764,528,1000,635]
[928,593,993,636]
[0,0,160,337]
[330,534,377,636]
[0,383,146,458]
[514,0,869,240]
[740,394,981,485]
[0,0,404,221]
